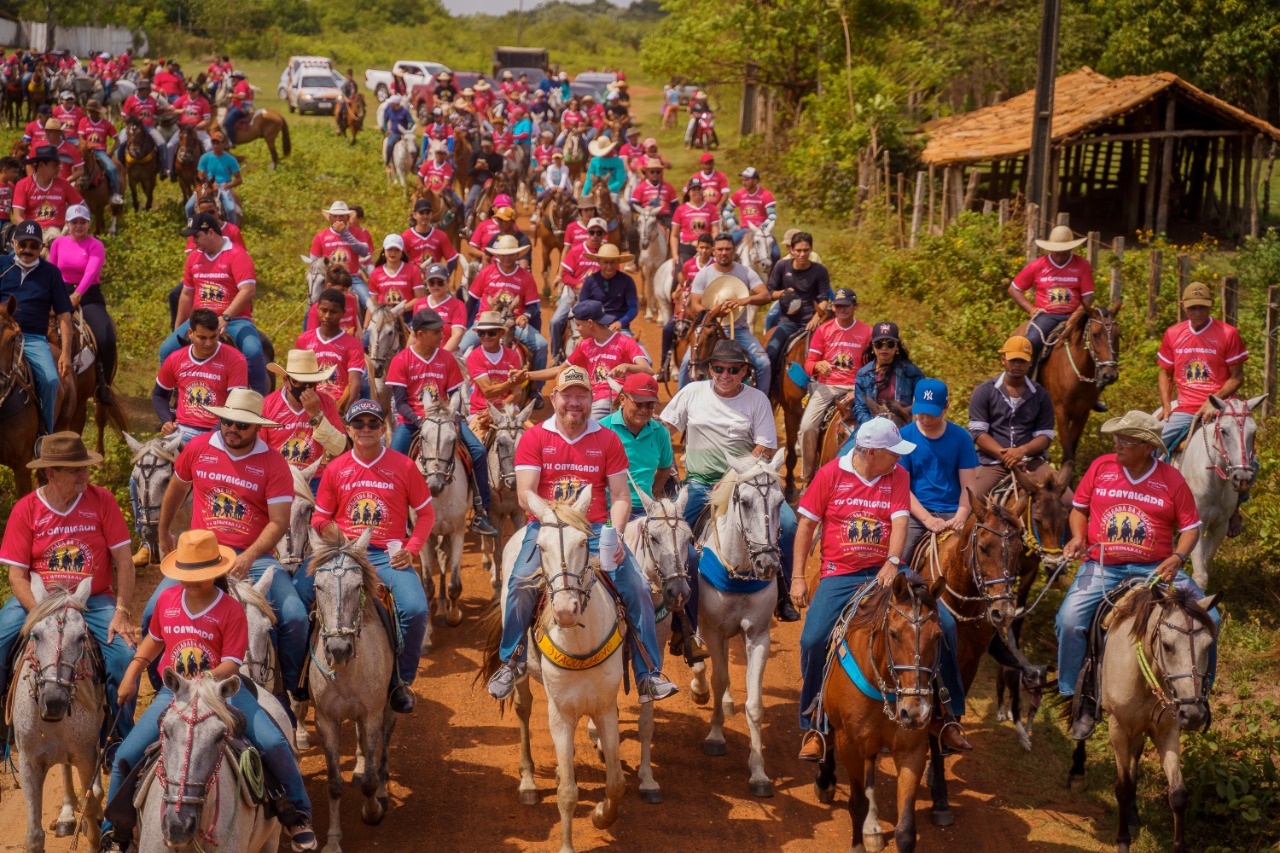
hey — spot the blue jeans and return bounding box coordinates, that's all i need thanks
[142,555,307,697]
[160,318,266,395]
[223,106,244,144]
[1162,412,1195,452]
[92,149,120,195]
[103,684,310,836]
[549,290,576,358]
[184,188,237,222]
[1055,560,1220,697]
[389,418,490,508]
[766,317,806,386]
[23,334,58,433]
[764,301,781,332]
[293,545,428,686]
[498,522,662,683]
[678,325,770,392]
[350,275,370,315]
[0,593,136,739]
[798,570,964,731]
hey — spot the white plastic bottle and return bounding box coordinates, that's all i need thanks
[598,522,618,573]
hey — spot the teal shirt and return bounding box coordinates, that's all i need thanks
[602,410,674,510]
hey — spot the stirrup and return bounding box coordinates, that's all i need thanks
[799,729,827,761]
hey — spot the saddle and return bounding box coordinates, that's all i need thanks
[806,580,884,731]
[1070,576,1148,738]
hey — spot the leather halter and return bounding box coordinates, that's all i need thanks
[310,553,367,680]
[709,470,781,581]
[1134,595,1214,731]
[416,412,459,486]
[1065,307,1119,385]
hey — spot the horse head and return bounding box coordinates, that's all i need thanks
[714,450,787,580]
[157,669,242,848]
[1071,303,1122,388]
[307,526,377,667]
[636,204,659,250]
[276,457,322,567]
[301,254,332,305]
[689,313,726,381]
[738,226,774,280]
[528,487,594,629]
[1207,394,1265,493]
[365,301,410,379]
[125,431,185,552]
[416,400,460,496]
[231,568,279,689]
[633,485,693,612]
[0,295,23,405]
[870,572,946,727]
[22,576,94,722]
[486,400,534,491]
[964,489,1027,629]
[1011,461,1074,573]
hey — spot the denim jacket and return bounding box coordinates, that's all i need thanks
[853,359,924,427]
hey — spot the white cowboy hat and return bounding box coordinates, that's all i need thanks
[267,349,336,384]
[1035,224,1087,252]
[702,275,751,326]
[588,137,616,158]
[585,243,634,264]
[474,79,492,91]
[322,200,353,217]
[485,234,531,257]
[203,388,281,427]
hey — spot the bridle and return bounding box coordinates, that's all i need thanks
[0,320,24,409]
[711,471,781,581]
[1065,308,1119,385]
[365,309,404,380]
[22,605,95,710]
[132,442,177,541]
[635,504,691,592]
[1135,599,1215,731]
[310,554,367,679]
[537,518,597,610]
[1202,402,1255,489]
[866,587,938,723]
[417,412,459,487]
[928,514,1020,623]
[486,418,524,492]
[155,690,233,846]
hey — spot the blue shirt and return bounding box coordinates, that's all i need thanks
[197,151,240,185]
[601,410,674,510]
[0,257,72,335]
[580,271,638,329]
[583,155,628,194]
[382,105,414,135]
[896,421,980,513]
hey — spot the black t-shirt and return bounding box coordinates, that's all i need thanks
[470,151,505,174]
[767,260,831,323]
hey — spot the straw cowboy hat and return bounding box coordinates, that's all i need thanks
[702,275,751,326]
[322,200,354,218]
[161,530,236,583]
[474,79,492,91]
[473,311,508,331]
[1035,225,1087,252]
[585,243,634,264]
[204,388,281,427]
[28,431,103,469]
[484,234,531,257]
[587,137,616,158]
[1100,410,1167,455]
[267,349,336,384]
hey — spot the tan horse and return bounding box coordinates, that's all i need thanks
[225,108,291,169]
[452,131,472,194]
[25,65,47,122]
[562,128,586,189]
[77,141,123,237]
[534,191,577,296]
[587,182,621,246]
[48,309,129,455]
[337,93,365,145]
[172,124,203,201]
[121,119,158,211]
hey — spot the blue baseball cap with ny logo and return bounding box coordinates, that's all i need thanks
[912,378,949,417]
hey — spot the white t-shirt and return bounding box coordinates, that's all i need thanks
[661,381,776,484]
[691,262,763,329]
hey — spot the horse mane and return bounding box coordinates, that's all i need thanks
[849,572,935,632]
[178,675,240,733]
[692,461,782,540]
[131,436,179,466]
[545,499,592,536]
[307,527,382,614]
[21,588,84,637]
[231,580,277,626]
[1111,585,1217,641]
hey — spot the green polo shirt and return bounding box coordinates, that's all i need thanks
[601,409,674,510]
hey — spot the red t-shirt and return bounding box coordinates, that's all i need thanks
[567,333,649,401]
[23,119,47,146]
[680,255,709,284]
[514,419,629,523]
[156,342,249,430]
[310,228,367,275]
[149,587,248,675]
[260,389,342,475]
[465,344,524,415]
[77,117,118,151]
[174,431,294,552]
[1011,254,1095,315]
[0,486,131,597]
[1072,455,1201,565]
[305,293,359,336]
[1157,318,1249,414]
[805,318,873,386]
[182,241,256,319]
[532,144,557,166]
[563,220,590,248]
[630,180,678,217]
[688,170,729,205]
[798,457,909,577]
[729,187,775,228]
[52,140,85,182]
[386,346,464,423]
[13,176,83,229]
[231,80,253,109]
[368,262,422,306]
[296,327,365,402]
[401,226,458,265]
[424,294,467,335]
[417,160,454,192]
[314,449,432,549]
[467,218,501,251]
[52,105,86,132]
[671,202,716,244]
[471,263,539,317]
[558,242,601,290]
[121,94,159,127]
[173,94,212,126]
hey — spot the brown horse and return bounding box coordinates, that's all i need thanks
[687,313,728,383]
[48,309,128,455]
[10,138,28,161]
[1024,303,1122,465]
[588,182,622,246]
[562,128,586,189]
[25,65,47,122]
[225,108,291,169]
[534,191,577,296]
[812,573,947,853]
[465,171,516,237]
[77,141,123,236]
[409,186,460,256]
[336,93,365,145]
[172,125,203,201]
[2,71,22,128]
[764,327,810,498]
[121,119,158,212]
[452,131,472,195]
[0,297,38,496]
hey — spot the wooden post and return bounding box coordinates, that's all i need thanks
[897,172,907,246]
[1147,249,1163,329]
[941,166,951,228]
[927,164,936,234]
[1266,285,1279,419]
[999,198,1009,226]
[910,170,926,248]
[1056,211,1070,227]
[1251,134,1263,237]
[1222,275,1239,327]
[1177,254,1191,321]
[883,151,891,204]
[1087,231,1100,270]
[1110,235,1125,304]
[1025,203,1040,259]
[983,200,994,215]
[1156,98,1177,235]
[1143,136,1159,232]
[962,168,980,212]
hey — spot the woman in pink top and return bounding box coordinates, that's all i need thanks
[49,203,116,402]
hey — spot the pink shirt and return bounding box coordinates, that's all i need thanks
[149,587,247,675]
[465,344,523,415]
[514,419,629,523]
[260,389,343,475]
[49,234,106,295]
[0,485,131,597]
[1157,318,1249,414]
[798,457,910,577]
[386,346,464,423]
[297,327,365,402]
[174,431,294,551]
[368,261,423,306]
[313,449,433,552]
[1073,455,1200,565]
[156,342,249,430]
[401,226,458,265]
[805,318,873,386]
[567,333,648,400]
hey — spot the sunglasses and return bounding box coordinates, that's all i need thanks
[16,241,41,250]
[587,229,606,236]
[628,399,657,409]
[220,419,253,431]
[710,365,745,376]
[289,380,318,390]
[873,340,898,350]
[477,329,503,337]
[427,279,447,286]
[350,419,383,430]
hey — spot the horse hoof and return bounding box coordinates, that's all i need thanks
[322,840,343,853]
[591,802,617,829]
[639,788,662,804]
[518,789,539,806]
[863,833,885,853]
[54,821,75,838]
[446,608,463,627]
[361,797,386,825]
[351,772,364,787]
[814,781,835,804]
[996,709,1010,722]
[749,780,774,798]
[1068,772,1088,793]
[703,740,726,756]
[929,808,955,827]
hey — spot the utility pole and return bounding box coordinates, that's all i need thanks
[516,0,525,46]
[1025,0,1062,238]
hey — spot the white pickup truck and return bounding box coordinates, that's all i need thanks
[364,60,451,102]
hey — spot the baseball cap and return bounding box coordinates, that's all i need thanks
[1000,335,1033,361]
[413,198,433,212]
[622,373,659,403]
[740,166,760,179]
[382,233,405,251]
[831,288,857,306]
[13,220,42,244]
[555,365,592,392]
[700,152,715,164]
[493,206,515,221]
[912,378,949,417]
[424,263,449,281]
[571,299,604,322]
[853,418,916,455]
[181,212,222,237]
[493,194,513,208]
[344,399,385,424]
[65,204,92,223]
[871,321,900,342]
[586,217,608,231]
[686,177,703,189]
[1182,281,1213,307]
[410,308,444,331]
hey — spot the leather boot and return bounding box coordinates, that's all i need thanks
[932,716,973,753]
[132,544,152,567]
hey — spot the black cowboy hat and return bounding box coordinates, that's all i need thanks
[26,144,59,165]
[703,339,750,365]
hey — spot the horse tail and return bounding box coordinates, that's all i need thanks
[280,117,291,157]
[473,600,511,715]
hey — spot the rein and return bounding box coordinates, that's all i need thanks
[860,589,937,723]
[309,554,367,681]
[416,413,459,486]
[1064,309,1118,385]
[1134,597,1213,731]
[0,324,25,410]
[132,444,177,536]
[635,504,690,590]
[537,519,598,610]
[155,690,234,849]
[924,517,1019,623]
[709,471,781,581]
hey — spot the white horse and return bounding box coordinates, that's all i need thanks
[364,301,410,434]
[736,224,776,283]
[635,205,669,322]
[479,401,535,593]
[414,400,471,646]
[15,577,104,853]
[695,450,787,797]
[124,431,187,564]
[301,254,331,306]
[137,670,285,853]
[483,487,626,853]
[306,527,396,853]
[1174,394,1264,589]
[652,258,675,325]
[618,172,638,253]
[389,131,418,188]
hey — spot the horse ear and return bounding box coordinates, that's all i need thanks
[1054,460,1074,491]
[768,447,787,472]
[353,526,374,554]
[253,565,274,597]
[1109,300,1122,317]
[723,452,752,476]
[967,487,987,518]
[302,456,323,480]
[634,480,655,514]
[1208,395,1226,411]
[674,483,690,518]
[891,571,909,598]
[526,491,549,520]
[1011,466,1041,496]
[1247,394,1268,412]
[2,295,17,317]
[487,402,502,422]
[1011,494,1031,522]
[163,431,185,454]
[572,484,593,517]
[929,577,946,602]
[162,666,182,694]
[72,576,93,606]
[218,674,242,701]
[124,432,144,455]
[307,527,326,554]
[517,400,537,425]
[1197,593,1221,615]
[299,255,311,265]
[29,573,48,604]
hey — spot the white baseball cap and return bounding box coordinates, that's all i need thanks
[586,217,608,231]
[66,204,92,222]
[852,417,915,455]
[382,233,405,251]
